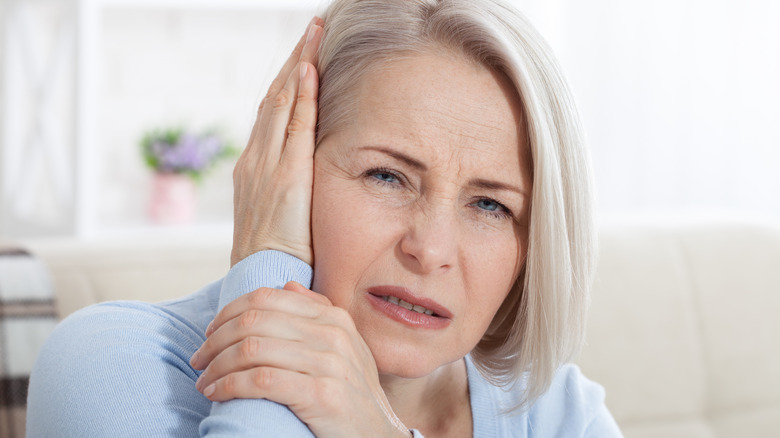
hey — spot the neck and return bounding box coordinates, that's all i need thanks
[380,358,472,437]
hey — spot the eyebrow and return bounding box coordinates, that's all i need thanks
[470,178,527,196]
[358,144,527,195]
[359,145,428,170]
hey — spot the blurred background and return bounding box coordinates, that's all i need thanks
[0,0,778,239]
[2,2,779,437]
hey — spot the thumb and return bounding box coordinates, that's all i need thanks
[283,281,331,305]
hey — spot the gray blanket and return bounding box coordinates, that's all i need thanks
[0,248,57,438]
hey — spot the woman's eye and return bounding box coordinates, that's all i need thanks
[476,199,501,211]
[372,171,398,184]
[472,198,513,219]
[364,168,403,187]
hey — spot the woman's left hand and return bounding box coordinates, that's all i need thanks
[190,282,411,438]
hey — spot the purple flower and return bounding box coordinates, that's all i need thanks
[147,132,227,174]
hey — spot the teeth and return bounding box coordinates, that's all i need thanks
[382,296,434,316]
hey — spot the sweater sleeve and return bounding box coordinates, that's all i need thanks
[26,300,212,437]
[26,250,315,438]
[199,250,315,437]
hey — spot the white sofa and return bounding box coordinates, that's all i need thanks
[17,220,780,437]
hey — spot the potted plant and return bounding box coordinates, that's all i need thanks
[141,128,236,225]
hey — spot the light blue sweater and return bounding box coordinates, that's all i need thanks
[27,251,622,437]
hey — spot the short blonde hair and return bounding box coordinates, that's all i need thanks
[317,0,596,411]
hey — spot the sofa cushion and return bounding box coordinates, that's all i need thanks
[679,225,780,436]
[580,225,708,424]
[578,221,780,438]
[23,236,232,318]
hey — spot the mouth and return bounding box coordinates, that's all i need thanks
[378,295,438,316]
[366,286,452,329]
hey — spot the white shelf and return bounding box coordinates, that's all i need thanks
[83,222,234,240]
[74,0,312,238]
[1,0,315,238]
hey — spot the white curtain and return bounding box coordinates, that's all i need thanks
[515,0,780,222]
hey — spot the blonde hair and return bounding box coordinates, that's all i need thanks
[317,0,596,411]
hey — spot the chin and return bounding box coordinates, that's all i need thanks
[366,333,465,379]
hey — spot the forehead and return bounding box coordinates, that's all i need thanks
[347,51,527,175]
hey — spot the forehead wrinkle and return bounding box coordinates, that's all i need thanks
[383,94,511,132]
[347,51,527,187]
[358,105,523,186]
[372,104,517,161]
[410,106,511,141]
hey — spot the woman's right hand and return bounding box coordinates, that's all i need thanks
[192,282,413,438]
[230,18,324,267]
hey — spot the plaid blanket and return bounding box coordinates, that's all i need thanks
[0,248,57,438]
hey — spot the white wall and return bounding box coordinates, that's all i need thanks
[1,0,78,237]
[2,0,778,239]
[0,2,315,238]
[524,0,780,221]
[95,7,312,231]
[88,0,780,233]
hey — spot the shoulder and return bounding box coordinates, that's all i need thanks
[525,364,622,437]
[530,364,605,422]
[43,279,218,359]
[27,282,220,436]
[470,362,622,437]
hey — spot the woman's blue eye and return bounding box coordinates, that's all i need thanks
[373,172,398,183]
[476,199,501,212]
[473,198,513,220]
[365,167,404,187]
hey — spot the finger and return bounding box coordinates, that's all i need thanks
[281,61,319,164]
[262,25,323,163]
[219,287,325,326]
[202,366,333,406]
[244,21,309,153]
[196,335,352,394]
[298,22,323,69]
[255,22,322,146]
[190,288,339,369]
[212,286,331,341]
[193,287,331,364]
[261,17,319,115]
[192,308,311,370]
[196,336,314,392]
[284,281,331,306]
[245,18,322,158]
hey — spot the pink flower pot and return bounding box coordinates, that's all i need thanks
[148,173,196,225]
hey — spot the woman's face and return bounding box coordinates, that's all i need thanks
[311,52,531,378]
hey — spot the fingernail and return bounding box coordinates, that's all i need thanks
[306,24,319,43]
[205,321,214,336]
[190,351,200,367]
[204,383,216,397]
[196,374,204,391]
[300,63,308,81]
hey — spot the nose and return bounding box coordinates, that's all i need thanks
[399,206,458,274]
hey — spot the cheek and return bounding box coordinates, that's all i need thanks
[310,174,398,298]
[312,177,376,257]
[465,228,524,327]
[311,176,347,294]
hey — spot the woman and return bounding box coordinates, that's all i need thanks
[27,0,621,436]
